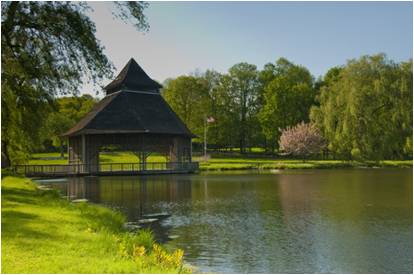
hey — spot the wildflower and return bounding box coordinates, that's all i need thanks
[171,249,184,267]
[133,245,146,258]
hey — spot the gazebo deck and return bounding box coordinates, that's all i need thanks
[13,162,199,178]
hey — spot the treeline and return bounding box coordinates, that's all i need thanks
[2,95,97,164]
[162,54,412,160]
[41,95,97,156]
[4,54,412,164]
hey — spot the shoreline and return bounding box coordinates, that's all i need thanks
[199,160,413,171]
[1,176,191,273]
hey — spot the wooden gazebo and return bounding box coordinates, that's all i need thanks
[62,58,196,174]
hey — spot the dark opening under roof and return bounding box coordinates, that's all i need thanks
[104,58,162,94]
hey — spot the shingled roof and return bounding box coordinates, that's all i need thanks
[104,58,162,94]
[63,59,194,138]
[63,91,194,137]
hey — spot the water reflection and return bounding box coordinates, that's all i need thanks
[40,169,412,273]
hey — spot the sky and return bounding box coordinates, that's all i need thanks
[85,1,413,95]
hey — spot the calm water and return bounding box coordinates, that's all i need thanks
[39,169,413,273]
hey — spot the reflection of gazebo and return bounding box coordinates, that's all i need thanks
[63,58,195,173]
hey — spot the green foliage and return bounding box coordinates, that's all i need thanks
[41,95,97,155]
[3,2,410,166]
[162,54,411,160]
[1,2,149,165]
[162,75,210,138]
[259,58,316,152]
[202,70,230,148]
[310,54,413,160]
[1,176,190,273]
[163,64,262,152]
[117,229,154,257]
[224,63,261,153]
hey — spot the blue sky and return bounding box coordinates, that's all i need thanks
[86,1,412,94]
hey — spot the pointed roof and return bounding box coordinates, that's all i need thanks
[62,90,195,138]
[104,58,162,94]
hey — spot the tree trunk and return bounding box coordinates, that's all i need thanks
[1,141,11,168]
[1,151,11,168]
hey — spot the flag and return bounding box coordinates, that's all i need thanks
[207,116,215,123]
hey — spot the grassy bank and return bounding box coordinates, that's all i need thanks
[1,176,190,273]
[28,152,412,170]
[197,158,413,170]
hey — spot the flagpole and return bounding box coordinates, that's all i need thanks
[204,116,207,159]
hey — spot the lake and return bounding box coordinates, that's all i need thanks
[38,169,413,273]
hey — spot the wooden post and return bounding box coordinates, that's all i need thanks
[81,135,86,164]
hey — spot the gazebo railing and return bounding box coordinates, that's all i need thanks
[13,162,199,177]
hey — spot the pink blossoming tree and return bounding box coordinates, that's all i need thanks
[279,122,325,158]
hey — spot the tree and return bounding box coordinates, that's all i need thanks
[162,76,210,139]
[202,70,224,148]
[279,122,325,158]
[1,2,149,165]
[44,113,74,158]
[207,73,241,150]
[41,95,98,157]
[225,63,260,153]
[310,54,412,160]
[259,58,316,153]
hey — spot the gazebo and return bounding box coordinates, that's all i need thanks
[63,58,196,174]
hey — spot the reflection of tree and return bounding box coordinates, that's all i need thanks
[276,172,327,272]
[276,169,413,273]
[170,173,277,273]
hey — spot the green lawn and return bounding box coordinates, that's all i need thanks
[1,176,191,273]
[194,157,412,170]
[28,152,412,170]
[29,152,166,165]
[210,147,266,153]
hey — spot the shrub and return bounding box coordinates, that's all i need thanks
[279,122,325,158]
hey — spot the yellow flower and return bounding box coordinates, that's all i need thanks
[173,249,184,265]
[133,245,146,257]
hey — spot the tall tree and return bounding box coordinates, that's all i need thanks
[259,58,316,152]
[225,63,260,153]
[1,2,149,165]
[202,70,223,147]
[162,76,210,139]
[310,54,413,160]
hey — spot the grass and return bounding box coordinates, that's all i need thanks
[27,152,412,170]
[195,157,412,170]
[29,152,166,165]
[211,147,266,153]
[1,176,191,273]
